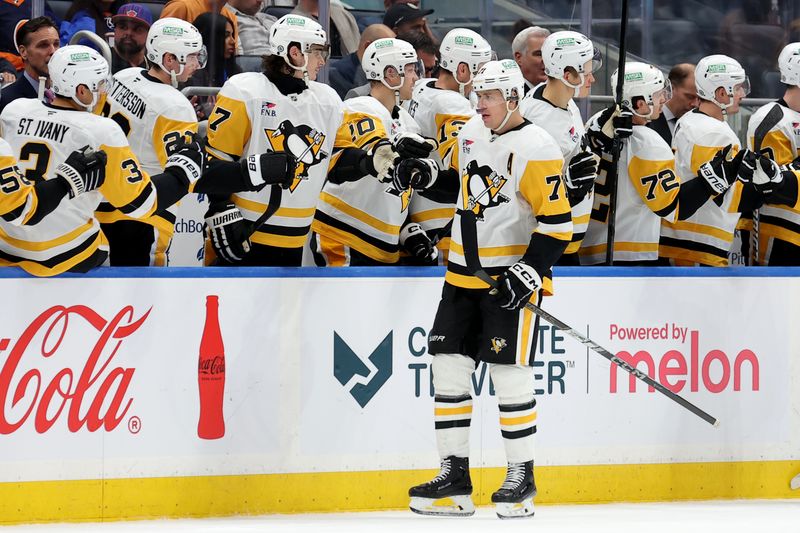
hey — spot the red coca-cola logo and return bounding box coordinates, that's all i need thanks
[199,356,225,375]
[0,304,150,434]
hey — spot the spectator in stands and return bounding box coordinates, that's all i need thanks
[397,29,437,78]
[60,0,115,46]
[357,0,420,31]
[0,17,60,115]
[383,3,434,40]
[648,63,698,145]
[293,0,360,57]
[513,26,549,94]
[225,0,277,56]
[329,23,394,99]
[0,0,59,72]
[110,3,153,74]
[160,0,239,54]
[0,59,15,86]
[187,12,240,119]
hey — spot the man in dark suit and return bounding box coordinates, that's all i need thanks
[0,17,59,116]
[647,63,699,146]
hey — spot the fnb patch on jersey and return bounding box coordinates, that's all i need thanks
[261,101,277,116]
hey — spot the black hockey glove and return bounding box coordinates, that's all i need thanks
[56,145,107,198]
[165,132,206,187]
[364,139,398,182]
[400,222,438,263]
[393,158,439,191]
[394,132,437,159]
[205,202,251,263]
[564,151,598,201]
[490,261,542,311]
[696,144,745,196]
[240,152,298,190]
[748,155,786,197]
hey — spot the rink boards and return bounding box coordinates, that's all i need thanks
[0,267,798,523]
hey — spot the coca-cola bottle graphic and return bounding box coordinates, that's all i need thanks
[198,295,225,439]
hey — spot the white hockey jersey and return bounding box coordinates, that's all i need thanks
[519,83,592,255]
[659,109,745,266]
[446,116,572,295]
[0,138,38,226]
[0,99,157,276]
[407,79,474,252]
[580,114,682,264]
[206,72,343,249]
[746,101,800,263]
[312,96,421,264]
[95,68,199,265]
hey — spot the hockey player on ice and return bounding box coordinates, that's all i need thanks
[580,62,745,265]
[406,28,493,262]
[518,30,601,265]
[409,60,572,519]
[310,37,440,266]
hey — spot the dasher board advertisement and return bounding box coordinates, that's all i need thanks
[0,268,796,485]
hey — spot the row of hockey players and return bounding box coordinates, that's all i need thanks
[2,13,798,273]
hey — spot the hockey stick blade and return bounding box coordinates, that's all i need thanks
[750,103,784,265]
[473,267,719,427]
[790,473,800,490]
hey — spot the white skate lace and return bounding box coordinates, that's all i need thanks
[499,463,526,490]
[430,460,452,484]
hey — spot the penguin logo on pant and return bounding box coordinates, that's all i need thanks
[461,160,509,221]
[265,120,328,192]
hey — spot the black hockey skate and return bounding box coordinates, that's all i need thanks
[491,460,536,519]
[408,456,474,516]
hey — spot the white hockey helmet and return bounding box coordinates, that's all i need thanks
[473,60,525,131]
[362,37,419,91]
[146,18,207,87]
[48,45,110,111]
[695,54,750,112]
[473,59,525,101]
[611,62,672,120]
[778,42,800,86]
[269,14,328,79]
[541,30,601,96]
[438,28,494,95]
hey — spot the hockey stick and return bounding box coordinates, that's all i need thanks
[749,103,784,266]
[791,472,800,490]
[604,0,629,265]
[459,208,719,427]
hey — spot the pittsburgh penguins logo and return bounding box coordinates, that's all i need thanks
[264,120,328,192]
[383,182,413,213]
[490,337,507,354]
[461,160,509,220]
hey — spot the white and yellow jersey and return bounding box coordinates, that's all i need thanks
[407,79,474,253]
[659,109,745,266]
[206,72,343,249]
[95,68,199,265]
[746,101,800,263]
[446,116,572,295]
[581,116,681,264]
[0,99,156,276]
[312,96,421,264]
[519,83,591,255]
[0,138,39,226]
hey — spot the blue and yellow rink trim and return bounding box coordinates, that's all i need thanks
[1,461,799,524]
